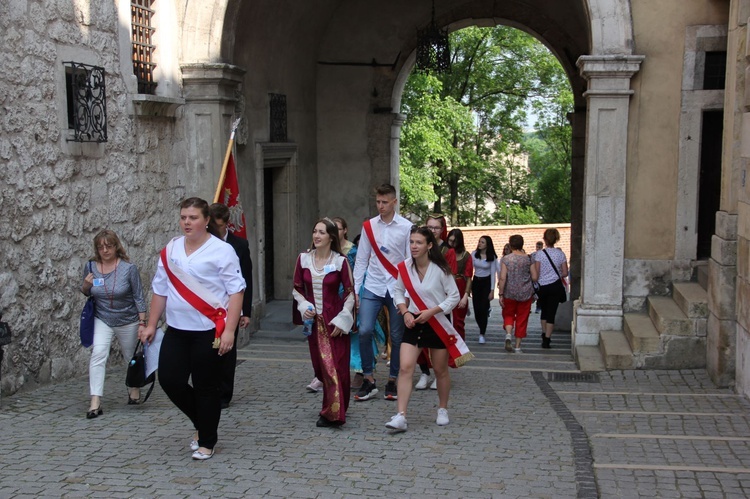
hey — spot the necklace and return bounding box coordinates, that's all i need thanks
[312,249,334,273]
[101,259,118,308]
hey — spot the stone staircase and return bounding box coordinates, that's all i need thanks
[577,276,709,371]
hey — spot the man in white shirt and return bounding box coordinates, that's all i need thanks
[352,184,411,401]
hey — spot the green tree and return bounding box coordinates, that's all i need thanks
[399,25,572,225]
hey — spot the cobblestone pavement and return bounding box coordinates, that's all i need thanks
[1,301,750,498]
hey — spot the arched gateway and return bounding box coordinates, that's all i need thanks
[177,0,642,356]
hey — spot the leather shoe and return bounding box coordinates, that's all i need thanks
[192,448,214,460]
[86,407,103,419]
[316,416,344,428]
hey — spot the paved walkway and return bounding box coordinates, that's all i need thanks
[1,301,750,498]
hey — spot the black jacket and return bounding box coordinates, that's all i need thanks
[226,231,253,318]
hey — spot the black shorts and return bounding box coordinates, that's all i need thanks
[402,321,447,349]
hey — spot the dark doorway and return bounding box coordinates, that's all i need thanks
[263,168,275,300]
[696,110,723,260]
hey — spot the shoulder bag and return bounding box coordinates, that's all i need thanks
[126,340,156,403]
[542,249,567,303]
[80,261,96,347]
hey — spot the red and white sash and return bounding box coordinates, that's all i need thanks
[397,261,474,367]
[160,238,227,341]
[363,219,399,280]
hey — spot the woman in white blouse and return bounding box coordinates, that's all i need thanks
[386,226,459,432]
[292,218,355,427]
[471,235,499,344]
[140,197,245,461]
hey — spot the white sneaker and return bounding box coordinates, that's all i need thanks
[415,373,430,390]
[478,335,486,344]
[514,347,522,353]
[386,412,407,432]
[436,408,449,426]
[306,377,323,393]
[430,378,437,390]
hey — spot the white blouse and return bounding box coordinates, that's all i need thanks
[152,235,246,330]
[393,260,460,315]
[292,252,355,334]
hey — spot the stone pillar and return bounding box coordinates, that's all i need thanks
[573,55,644,346]
[180,63,246,199]
[568,109,586,301]
[731,0,750,394]
[390,113,406,197]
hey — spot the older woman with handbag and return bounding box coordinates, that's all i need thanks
[80,230,147,419]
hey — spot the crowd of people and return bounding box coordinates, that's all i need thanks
[78,186,568,458]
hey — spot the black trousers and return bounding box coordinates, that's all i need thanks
[159,327,222,449]
[220,326,239,405]
[472,275,491,334]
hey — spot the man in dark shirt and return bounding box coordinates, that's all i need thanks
[210,203,253,409]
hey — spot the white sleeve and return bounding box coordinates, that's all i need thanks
[437,270,460,313]
[353,226,371,294]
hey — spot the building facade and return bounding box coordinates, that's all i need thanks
[2,0,748,397]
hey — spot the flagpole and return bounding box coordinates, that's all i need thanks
[213,118,242,203]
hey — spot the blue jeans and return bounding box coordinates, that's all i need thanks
[358,288,404,380]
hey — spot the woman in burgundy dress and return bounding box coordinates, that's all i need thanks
[292,218,355,427]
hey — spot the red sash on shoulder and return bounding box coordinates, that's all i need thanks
[160,242,227,341]
[363,219,399,280]
[397,261,473,367]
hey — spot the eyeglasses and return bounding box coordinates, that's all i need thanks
[97,243,114,250]
[426,226,442,232]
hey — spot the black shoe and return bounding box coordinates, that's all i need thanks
[542,336,551,349]
[316,416,344,427]
[86,407,103,419]
[384,380,398,400]
[128,397,140,405]
[354,379,378,401]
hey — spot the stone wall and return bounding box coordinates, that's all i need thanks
[0,0,184,395]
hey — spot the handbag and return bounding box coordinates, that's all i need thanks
[542,249,567,304]
[126,340,156,403]
[80,261,96,348]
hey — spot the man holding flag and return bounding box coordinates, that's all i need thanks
[210,119,252,408]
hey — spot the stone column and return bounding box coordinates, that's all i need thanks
[390,113,406,197]
[179,63,246,199]
[573,55,644,346]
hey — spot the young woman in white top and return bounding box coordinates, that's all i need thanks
[532,228,568,348]
[386,226,459,432]
[471,235,499,344]
[140,197,246,460]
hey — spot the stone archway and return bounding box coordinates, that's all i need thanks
[176,0,643,352]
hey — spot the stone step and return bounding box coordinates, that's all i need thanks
[599,330,634,369]
[696,263,709,291]
[575,345,605,372]
[623,313,661,353]
[648,296,692,336]
[672,282,708,318]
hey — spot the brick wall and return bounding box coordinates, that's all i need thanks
[451,224,571,258]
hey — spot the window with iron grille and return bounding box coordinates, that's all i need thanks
[63,61,108,143]
[132,0,157,94]
[269,93,288,142]
[703,51,726,90]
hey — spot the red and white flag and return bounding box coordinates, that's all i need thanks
[219,152,247,239]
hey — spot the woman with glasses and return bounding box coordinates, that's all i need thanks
[80,230,147,418]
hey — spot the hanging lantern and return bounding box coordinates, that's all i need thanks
[416,0,451,74]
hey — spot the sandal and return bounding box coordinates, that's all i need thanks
[128,397,140,405]
[86,407,103,419]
